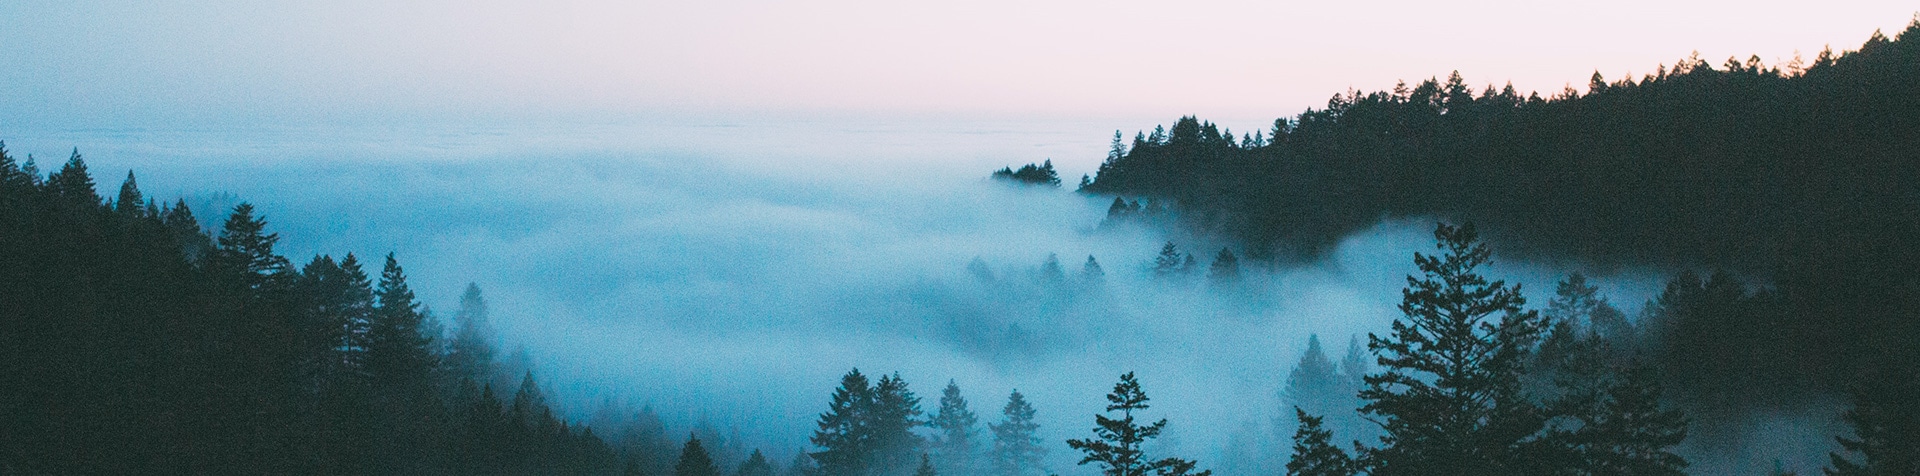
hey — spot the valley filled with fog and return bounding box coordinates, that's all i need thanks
[6,119,1691,473]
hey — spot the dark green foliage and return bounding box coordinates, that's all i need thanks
[1206,247,1238,284]
[447,282,499,389]
[1066,372,1211,476]
[1287,409,1355,476]
[1083,22,1920,411]
[1827,365,1920,475]
[1358,223,1548,475]
[1152,242,1186,277]
[1040,253,1066,282]
[677,435,722,476]
[990,389,1046,476]
[0,156,625,474]
[735,449,776,476]
[929,380,981,476]
[991,160,1060,187]
[1081,255,1105,283]
[809,369,926,476]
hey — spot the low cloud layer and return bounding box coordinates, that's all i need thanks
[9,120,1669,473]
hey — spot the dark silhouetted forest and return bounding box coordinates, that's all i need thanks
[1079,20,1920,460]
[0,148,710,475]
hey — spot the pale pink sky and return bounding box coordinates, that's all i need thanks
[2,0,1913,126]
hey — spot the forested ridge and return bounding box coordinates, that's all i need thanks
[1076,19,1920,447]
[0,149,700,474]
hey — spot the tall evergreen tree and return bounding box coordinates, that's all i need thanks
[45,149,97,206]
[929,380,981,476]
[1153,242,1184,278]
[367,253,437,389]
[1287,408,1355,476]
[677,434,722,476]
[990,389,1046,476]
[1826,365,1920,475]
[114,171,142,216]
[1040,253,1066,283]
[1357,222,1548,475]
[735,449,776,476]
[1283,335,1341,416]
[1082,255,1106,284]
[1067,373,1211,476]
[813,369,876,475]
[447,283,498,387]
[1207,248,1239,284]
[868,373,926,476]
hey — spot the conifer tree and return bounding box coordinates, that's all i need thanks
[1082,255,1106,284]
[991,389,1046,476]
[1067,373,1211,476]
[1207,248,1239,284]
[869,373,926,475]
[929,380,981,476]
[45,149,97,205]
[1283,335,1341,426]
[448,283,498,387]
[1040,253,1066,283]
[1153,242,1184,278]
[114,171,142,216]
[1287,409,1355,476]
[215,203,293,290]
[735,449,776,476]
[677,435,722,476]
[1357,222,1548,475]
[367,253,436,389]
[813,369,876,475]
[1826,365,1920,475]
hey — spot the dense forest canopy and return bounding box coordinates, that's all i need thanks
[1080,19,1920,432]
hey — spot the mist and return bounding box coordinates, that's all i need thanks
[6,119,1691,473]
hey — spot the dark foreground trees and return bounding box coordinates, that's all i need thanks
[0,148,634,474]
[1067,372,1211,476]
[1287,222,1688,476]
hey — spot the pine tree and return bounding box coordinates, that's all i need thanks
[1357,222,1549,475]
[1207,248,1239,284]
[868,373,926,476]
[1287,409,1355,476]
[1153,242,1184,278]
[677,434,722,476]
[367,253,436,389]
[990,389,1046,476]
[45,149,97,205]
[1826,365,1920,475]
[1082,255,1106,284]
[448,283,498,387]
[214,203,293,290]
[114,171,142,216]
[812,369,875,475]
[1067,373,1211,476]
[735,449,776,476]
[1283,335,1341,427]
[1040,253,1066,283]
[929,380,981,476]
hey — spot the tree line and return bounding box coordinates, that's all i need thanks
[0,146,697,474]
[1070,19,1920,464]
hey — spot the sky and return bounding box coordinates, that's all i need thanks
[2,0,1915,130]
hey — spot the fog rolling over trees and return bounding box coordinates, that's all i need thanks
[9,18,1920,476]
